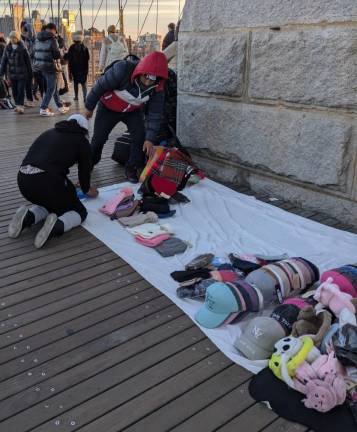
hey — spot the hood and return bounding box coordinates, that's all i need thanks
[36,30,54,42]
[131,51,168,92]
[55,120,87,134]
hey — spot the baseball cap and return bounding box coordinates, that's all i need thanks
[270,303,300,335]
[234,317,286,360]
[195,282,242,329]
[246,268,277,304]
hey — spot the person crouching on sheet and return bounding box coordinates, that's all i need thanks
[8,114,98,249]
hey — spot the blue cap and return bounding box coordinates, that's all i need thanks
[195,282,241,329]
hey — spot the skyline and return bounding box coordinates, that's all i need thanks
[1,0,186,38]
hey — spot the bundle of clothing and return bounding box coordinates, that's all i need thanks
[98,186,190,257]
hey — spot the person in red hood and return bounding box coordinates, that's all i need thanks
[84,51,168,183]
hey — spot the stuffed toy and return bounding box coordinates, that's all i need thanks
[293,352,346,412]
[314,277,356,317]
[269,336,320,388]
[292,306,332,347]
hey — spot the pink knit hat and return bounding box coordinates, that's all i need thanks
[135,233,170,247]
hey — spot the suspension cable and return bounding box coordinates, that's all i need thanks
[138,0,154,37]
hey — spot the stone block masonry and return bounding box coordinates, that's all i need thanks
[178,0,357,226]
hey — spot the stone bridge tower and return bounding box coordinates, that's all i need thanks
[178,1,357,225]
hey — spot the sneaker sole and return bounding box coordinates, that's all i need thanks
[34,214,58,249]
[8,205,28,239]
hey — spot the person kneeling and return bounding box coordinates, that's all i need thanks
[8,114,98,248]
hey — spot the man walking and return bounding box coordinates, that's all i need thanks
[33,23,69,117]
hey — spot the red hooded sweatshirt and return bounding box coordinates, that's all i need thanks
[96,51,169,113]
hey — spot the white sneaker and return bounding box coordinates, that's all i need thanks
[40,108,55,117]
[58,106,69,114]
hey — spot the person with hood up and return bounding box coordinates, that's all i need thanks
[84,51,169,183]
[8,114,98,248]
[33,23,69,116]
[67,31,89,102]
[98,25,129,72]
[0,30,32,114]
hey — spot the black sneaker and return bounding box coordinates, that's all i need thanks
[125,166,139,184]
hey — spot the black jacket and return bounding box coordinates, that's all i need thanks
[22,120,92,193]
[85,59,165,142]
[33,30,61,73]
[0,42,5,60]
[0,41,32,80]
[162,30,175,50]
[67,42,89,83]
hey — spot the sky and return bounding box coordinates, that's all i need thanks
[1,0,186,39]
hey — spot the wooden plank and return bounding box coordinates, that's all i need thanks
[125,364,251,432]
[0,314,194,419]
[0,283,162,365]
[261,417,308,432]
[170,381,255,432]
[1,337,217,431]
[217,403,278,432]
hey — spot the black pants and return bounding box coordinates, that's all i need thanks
[74,81,87,100]
[11,79,25,106]
[25,78,33,101]
[91,103,145,167]
[18,172,87,221]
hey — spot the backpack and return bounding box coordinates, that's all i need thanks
[106,35,128,65]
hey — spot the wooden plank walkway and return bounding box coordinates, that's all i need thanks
[0,101,346,432]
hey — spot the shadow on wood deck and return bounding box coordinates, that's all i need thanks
[0,102,343,431]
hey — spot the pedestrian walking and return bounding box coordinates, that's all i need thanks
[0,30,32,114]
[162,23,176,50]
[20,21,36,106]
[33,23,69,116]
[67,32,89,102]
[98,25,129,72]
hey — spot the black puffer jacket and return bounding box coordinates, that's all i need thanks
[22,120,92,193]
[33,30,60,73]
[0,41,32,80]
[67,42,89,83]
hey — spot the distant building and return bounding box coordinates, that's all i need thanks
[0,15,13,37]
[134,32,162,57]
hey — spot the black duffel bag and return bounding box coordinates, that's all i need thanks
[111,132,132,165]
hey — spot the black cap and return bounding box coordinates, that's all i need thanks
[270,304,300,335]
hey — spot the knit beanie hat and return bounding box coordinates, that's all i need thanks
[154,237,188,257]
[9,30,20,41]
[67,114,89,131]
[72,31,84,42]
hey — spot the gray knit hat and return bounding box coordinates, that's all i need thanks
[155,237,188,257]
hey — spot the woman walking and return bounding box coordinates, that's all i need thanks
[0,31,32,114]
[67,32,89,102]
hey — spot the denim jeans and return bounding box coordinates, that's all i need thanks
[91,103,145,168]
[11,79,25,106]
[40,71,62,109]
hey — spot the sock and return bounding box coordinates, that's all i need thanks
[29,205,49,224]
[58,211,82,232]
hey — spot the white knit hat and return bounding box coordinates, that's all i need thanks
[67,114,89,131]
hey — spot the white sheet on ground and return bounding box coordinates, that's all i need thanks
[83,179,357,374]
